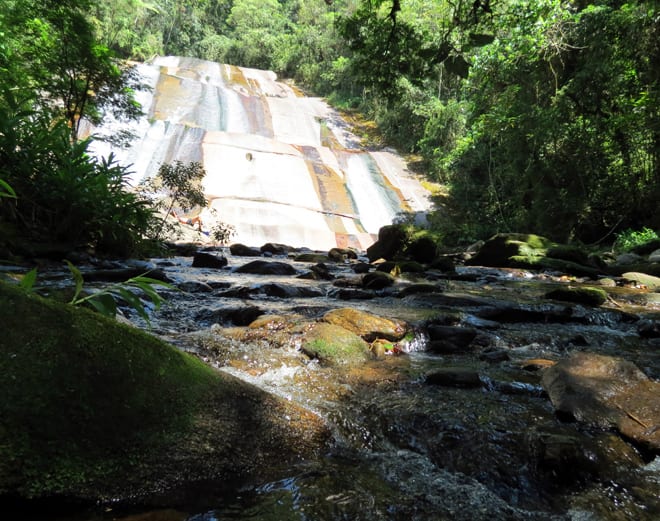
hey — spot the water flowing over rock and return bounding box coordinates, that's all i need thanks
[542,353,660,452]
[89,56,432,251]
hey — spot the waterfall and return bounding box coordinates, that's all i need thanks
[90,56,432,250]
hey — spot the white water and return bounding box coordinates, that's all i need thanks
[90,56,432,250]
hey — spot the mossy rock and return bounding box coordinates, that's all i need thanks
[546,245,591,266]
[0,282,330,503]
[366,224,408,262]
[300,323,371,367]
[466,233,554,268]
[509,255,602,277]
[544,286,608,306]
[608,262,660,277]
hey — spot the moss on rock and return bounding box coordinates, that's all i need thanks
[0,282,330,504]
[544,286,608,306]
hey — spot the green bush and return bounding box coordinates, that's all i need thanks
[613,227,659,252]
[0,97,157,257]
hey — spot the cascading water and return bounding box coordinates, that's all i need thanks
[88,56,432,250]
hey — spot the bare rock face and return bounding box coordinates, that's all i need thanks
[542,353,660,452]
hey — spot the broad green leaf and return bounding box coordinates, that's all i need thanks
[86,293,117,318]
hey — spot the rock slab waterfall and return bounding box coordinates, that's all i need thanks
[91,56,432,250]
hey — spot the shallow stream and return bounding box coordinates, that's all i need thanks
[32,250,660,521]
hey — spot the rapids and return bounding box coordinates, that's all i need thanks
[87,56,432,251]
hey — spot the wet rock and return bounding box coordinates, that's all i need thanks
[622,271,660,290]
[216,286,255,298]
[234,260,298,276]
[322,308,408,342]
[397,283,444,297]
[300,322,371,367]
[404,235,438,263]
[260,243,292,255]
[294,252,329,263]
[328,247,358,262]
[542,353,660,452]
[328,288,375,300]
[83,267,172,283]
[649,249,660,263]
[297,263,334,281]
[195,305,264,326]
[479,349,510,363]
[426,324,478,347]
[366,224,407,262]
[192,251,228,269]
[352,261,371,274]
[257,283,323,299]
[362,271,395,290]
[638,319,660,338]
[425,368,483,388]
[229,243,262,257]
[376,260,425,274]
[428,256,456,273]
[178,280,214,293]
[332,275,363,288]
[544,286,607,306]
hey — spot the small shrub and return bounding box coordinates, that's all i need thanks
[614,227,659,252]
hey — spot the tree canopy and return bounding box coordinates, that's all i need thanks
[1,0,658,253]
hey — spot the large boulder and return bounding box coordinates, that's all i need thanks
[366,224,408,262]
[542,353,660,452]
[466,233,602,277]
[404,235,438,263]
[0,282,330,504]
[466,233,553,267]
[233,260,298,275]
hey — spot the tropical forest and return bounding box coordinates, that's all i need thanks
[1,1,659,520]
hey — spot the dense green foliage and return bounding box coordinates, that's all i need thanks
[1,0,658,253]
[0,97,156,257]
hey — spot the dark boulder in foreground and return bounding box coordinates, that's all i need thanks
[0,282,330,505]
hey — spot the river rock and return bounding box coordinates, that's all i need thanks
[229,243,262,257]
[322,308,408,342]
[542,353,660,452]
[649,249,660,263]
[257,283,323,298]
[622,271,660,290]
[544,286,608,306]
[328,288,375,300]
[192,251,228,269]
[328,247,357,262]
[362,271,395,289]
[404,235,438,263]
[300,322,371,366]
[260,243,292,255]
[195,305,264,326]
[234,260,298,275]
[366,224,408,262]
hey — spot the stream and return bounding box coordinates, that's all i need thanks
[35,248,660,521]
